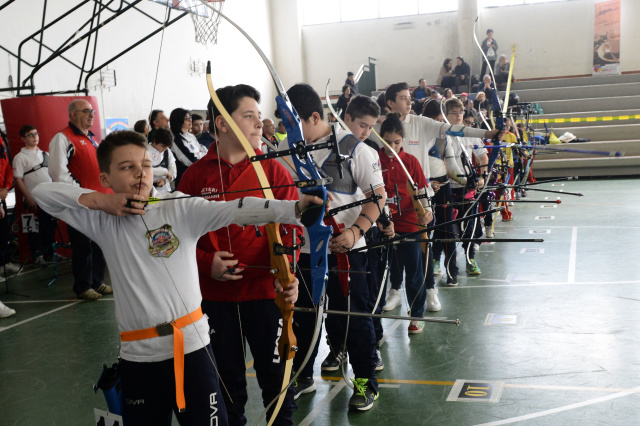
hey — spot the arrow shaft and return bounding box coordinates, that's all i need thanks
[292,307,460,325]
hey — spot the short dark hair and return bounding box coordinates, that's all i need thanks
[375,93,388,114]
[385,82,410,106]
[153,127,174,148]
[345,95,380,121]
[133,120,148,134]
[342,85,350,94]
[97,130,147,173]
[19,124,36,137]
[463,110,476,121]
[418,78,425,84]
[379,113,404,139]
[486,28,493,34]
[207,84,261,132]
[169,108,190,134]
[347,71,354,77]
[286,83,323,121]
[191,113,203,122]
[421,99,442,119]
[149,109,163,125]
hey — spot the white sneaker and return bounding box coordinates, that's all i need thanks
[485,226,494,238]
[3,262,21,273]
[34,256,49,268]
[426,288,441,312]
[383,289,401,312]
[0,301,16,318]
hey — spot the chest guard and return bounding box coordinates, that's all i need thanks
[321,134,360,194]
[428,137,447,161]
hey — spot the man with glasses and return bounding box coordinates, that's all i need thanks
[13,125,62,267]
[49,99,112,301]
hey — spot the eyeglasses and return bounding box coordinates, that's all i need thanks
[79,109,95,115]
[184,116,192,121]
[447,111,464,116]
[464,120,475,126]
[24,132,39,138]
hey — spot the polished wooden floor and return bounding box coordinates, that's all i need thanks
[1,178,639,425]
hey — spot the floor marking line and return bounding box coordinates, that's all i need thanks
[0,301,81,333]
[447,280,640,289]
[568,226,577,283]
[4,298,114,304]
[298,378,347,426]
[298,319,402,425]
[474,386,640,426]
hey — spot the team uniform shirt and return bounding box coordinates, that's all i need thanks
[449,136,489,189]
[178,145,302,302]
[171,132,206,169]
[12,148,51,194]
[379,148,428,233]
[32,182,300,363]
[148,144,177,194]
[277,127,385,252]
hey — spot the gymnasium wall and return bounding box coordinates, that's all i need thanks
[301,0,639,93]
[0,0,280,135]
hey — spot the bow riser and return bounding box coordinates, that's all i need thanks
[275,96,332,305]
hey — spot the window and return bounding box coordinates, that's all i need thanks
[301,0,457,26]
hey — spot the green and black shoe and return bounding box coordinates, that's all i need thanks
[348,378,379,411]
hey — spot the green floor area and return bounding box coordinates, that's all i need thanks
[1,178,639,425]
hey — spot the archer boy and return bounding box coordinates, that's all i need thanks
[33,130,321,426]
[277,84,387,412]
[178,84,301,425]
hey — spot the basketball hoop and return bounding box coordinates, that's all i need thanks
[191,0,225,46]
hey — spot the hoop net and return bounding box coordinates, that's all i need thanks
[191,0,225,46]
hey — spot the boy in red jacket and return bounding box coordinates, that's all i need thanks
[178,84,301,425]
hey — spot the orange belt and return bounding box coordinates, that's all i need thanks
[120,307,203,412]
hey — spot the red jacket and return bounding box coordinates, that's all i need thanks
[178,145,302,302]
[0,139,13,191]
[379,148,428,233]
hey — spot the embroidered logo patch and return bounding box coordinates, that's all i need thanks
[146,224,179,258]
[408,140,419,146]
[372,159,381,173]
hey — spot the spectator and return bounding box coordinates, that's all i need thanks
[274,121,287,144]
[169,108,206,187]
[148,128,177,194]
[430,90,441,101]
[460,92,469,105]
[345,71,359,95]
[443,88,454,100]
[261,118,277,152]
[454,57,471,94]
[474,91,489,112]
[191,113,215,150]
[13,125,59,266]
[436,58,455,90]
[48,99,111,301]
[0,133,19,277]
[335,85,352,120]
[133,120,150,136]
[147,109,169,143]
[375,93,389,116]
[480,29,499,80]
[495,54,511,85]
[327,112,338,122]
[411,79,431,113]
[478,74,495,94]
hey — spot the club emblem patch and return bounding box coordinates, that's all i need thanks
[146,224,179,258]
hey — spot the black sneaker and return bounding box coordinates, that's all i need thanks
[446,275,458,287]
[321,350,347,372]
[375,350,384,371]
[293,376,316,400]
[348,378,378,411]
